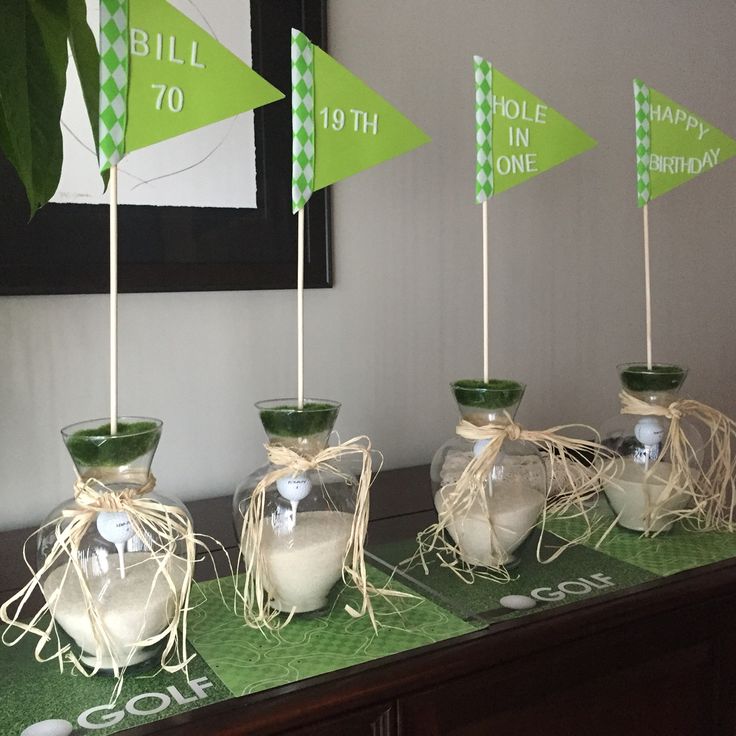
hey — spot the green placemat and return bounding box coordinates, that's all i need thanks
[547,499,736,577]
[369,529,658,624]
[1,565,478,734]
[0,636,230,736]
[186,565,479,697]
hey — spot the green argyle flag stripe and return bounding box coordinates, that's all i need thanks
[291,29,315,213]
[99,0,129,171]
[634,79,651,206]
[474,55,494,203]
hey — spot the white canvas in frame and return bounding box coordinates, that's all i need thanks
[52,0,258,209]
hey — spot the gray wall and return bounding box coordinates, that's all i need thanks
[1,0,735,530]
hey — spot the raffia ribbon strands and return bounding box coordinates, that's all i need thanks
[618,391,736,532]
[237,436,411,631]
[413,418,619,583]
[0,474,199,702]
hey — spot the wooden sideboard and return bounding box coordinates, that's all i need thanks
[2,466,736,735]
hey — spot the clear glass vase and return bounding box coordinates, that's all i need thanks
[430,380,546,568]
[37,418,190,671]
[600,364,703,533]
[233,399,357,614]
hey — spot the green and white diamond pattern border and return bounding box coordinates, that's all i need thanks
[634,78,651,206]
[291,29,315,213]
[474,55,494,203]
[99,0,129,171]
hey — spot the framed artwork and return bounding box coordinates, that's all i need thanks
[0,0,331,295]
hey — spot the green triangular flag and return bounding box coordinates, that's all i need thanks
[98,0,283,171]
[291,29,430,212]
[474,56,596,201]
[634,79,736,206]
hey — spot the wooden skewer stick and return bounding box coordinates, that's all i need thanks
[643,203,653,370]
[482,199,489,382]
[110,164,119,434]
[297,207,305,409]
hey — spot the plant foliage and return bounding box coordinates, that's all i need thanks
[0,0,104,218]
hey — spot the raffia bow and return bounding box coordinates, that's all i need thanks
[619,390,736,532]
[0,474,197,702]
[237,436,411,631]
[413,417,618,583]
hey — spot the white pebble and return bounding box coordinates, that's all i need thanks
[499,594,537,611]
[21,720,73,736]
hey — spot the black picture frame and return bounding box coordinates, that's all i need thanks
[0,0,331,295]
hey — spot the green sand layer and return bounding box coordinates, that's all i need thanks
[452,379,524,410]
[259,402,338,438]
[620,364,686,393]
[65,421,160,467]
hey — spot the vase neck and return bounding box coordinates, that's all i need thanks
[451,379,525,427]
[62,417,161,487]
[457,401,520,427]
[623,388,681,407]
[76,467,152,490]
[257,399,340,457]
[266,431,330,456]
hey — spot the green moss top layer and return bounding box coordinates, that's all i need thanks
[452,379,525,410]
[260,402,339,438]
[65,421,160,467]
[619,364,686,392]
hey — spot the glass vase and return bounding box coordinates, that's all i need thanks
[430,380,546,568]
[233,399,357,614]
[600,364,703,533]
[37,417,190,671]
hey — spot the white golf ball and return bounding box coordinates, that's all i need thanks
[96,511,134,545]
[276,474,312,502]
[473,438,491,457]
[634,417,665,447]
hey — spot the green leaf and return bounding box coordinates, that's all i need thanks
[0,0,68,217]
[0,95,16,167]
[67,0,108,190]
[0,0,105,217]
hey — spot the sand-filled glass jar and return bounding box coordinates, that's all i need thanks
[600,364,703,533]
[37,418,190,671]
[430,380,546,568]
[234,399,358,615]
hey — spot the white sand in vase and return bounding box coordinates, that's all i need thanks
[261,510,353,613]
[42,551,187,669]
[602,459,691,532]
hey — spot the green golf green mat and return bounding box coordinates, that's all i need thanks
[547,499,736,576]
[184,568,478,697]
[0,565,477,735]
[368,499,736,624]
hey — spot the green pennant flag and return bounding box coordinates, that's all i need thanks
[634,79,736,206]
[98,0,283,171]
[291,29,430,213]
[474,56,596,202]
